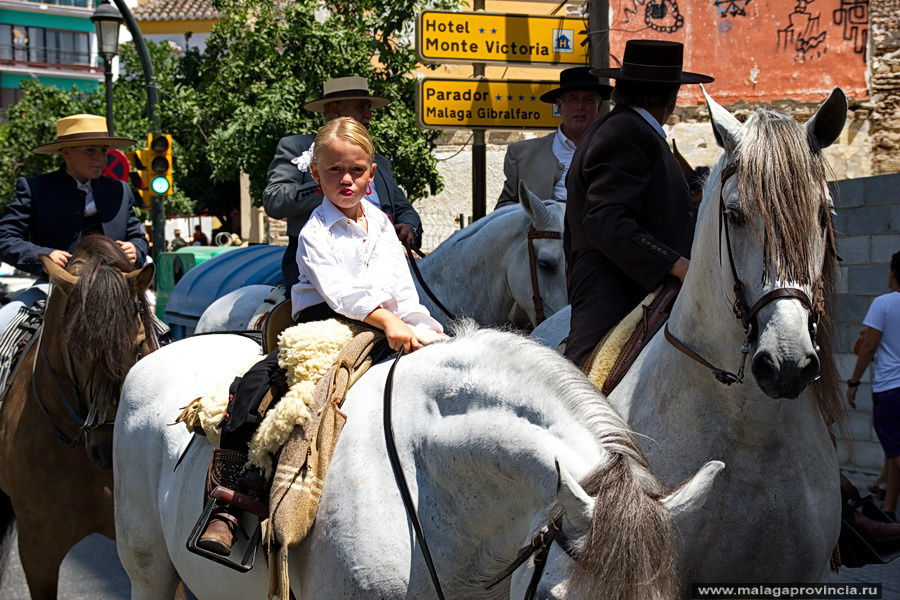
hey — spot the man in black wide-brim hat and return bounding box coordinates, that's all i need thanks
[563,40,714,369]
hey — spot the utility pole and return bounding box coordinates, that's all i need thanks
[110,0,165,261]
[589,0,610,71]
[471,0,486,222]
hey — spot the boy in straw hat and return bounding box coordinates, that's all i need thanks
[263,76,423,289]
[564,40,714,369]
[0,114,148,332]
[495,66,611,209]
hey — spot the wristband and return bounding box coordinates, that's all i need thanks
[847,379,860,388]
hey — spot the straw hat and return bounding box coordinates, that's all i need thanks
[303,77,391,113]
[32,114,136,154]
[591,40,714,85]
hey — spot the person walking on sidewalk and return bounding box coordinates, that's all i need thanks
[847,251,900,521]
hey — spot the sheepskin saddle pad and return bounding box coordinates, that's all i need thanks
[584,277,680,395]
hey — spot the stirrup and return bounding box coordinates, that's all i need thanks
[186,486,267,572]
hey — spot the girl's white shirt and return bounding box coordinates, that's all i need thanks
[292,197,443,332]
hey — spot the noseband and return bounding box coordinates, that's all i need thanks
[665,162,820,385]
[484,516,579,599]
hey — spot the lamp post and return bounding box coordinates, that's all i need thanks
[91,0,123,135]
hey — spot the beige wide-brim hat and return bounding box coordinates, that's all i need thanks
[32,114,136,154]
[303,76,391,113]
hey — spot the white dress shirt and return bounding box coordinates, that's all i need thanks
[551,126,577,202]
[634,107,668,140]
[292,197,442,332]
[69,173,98,216]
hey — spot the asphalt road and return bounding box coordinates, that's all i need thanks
[0,529,897,599]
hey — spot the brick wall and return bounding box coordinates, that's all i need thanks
[834,173,900,475]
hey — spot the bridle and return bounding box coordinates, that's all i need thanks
[405,221,563,327]
[32,294,145,446]
[484,516,580,599]
[664,161,820,385]
[384,352,579,600]
[527,226,563,326]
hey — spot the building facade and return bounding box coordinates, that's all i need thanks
[0,0,102,110]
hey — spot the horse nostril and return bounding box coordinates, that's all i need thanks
[800,352,820,385]
[751,351,779,386]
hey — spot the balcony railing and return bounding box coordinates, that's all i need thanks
[0,44,92,67]
[7,0,94,8]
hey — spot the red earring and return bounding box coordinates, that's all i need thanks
[315,184,322,194]
[366,184,372,195]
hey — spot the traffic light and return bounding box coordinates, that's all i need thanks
[146,133,174,197]
[126,149,151,206]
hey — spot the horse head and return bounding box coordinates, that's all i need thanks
[513,458,723,599]
[693,88,845,403]
[508,181,567,327]
[37,235,155,469]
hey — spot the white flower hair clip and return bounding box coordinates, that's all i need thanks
[291,142,315,172]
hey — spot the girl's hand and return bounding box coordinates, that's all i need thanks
[365,308,423,354]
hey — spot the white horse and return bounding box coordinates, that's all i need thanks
[532,88,847,585]
[114,326,722,599]
[195,184,566,332]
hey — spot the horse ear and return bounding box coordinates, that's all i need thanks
[806,87,847,152]
[702,85,742,155]
[125,262,155,295]
[518,181,554,229]
[38,254,77,292]
[554,458,593,532]
[660,460,724,520]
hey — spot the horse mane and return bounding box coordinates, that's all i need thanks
[61,234,151,386]
[735,109,843,426]
[449,322,678,599]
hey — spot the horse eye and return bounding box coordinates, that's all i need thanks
[538,258,556,271]
[725,207,745,226]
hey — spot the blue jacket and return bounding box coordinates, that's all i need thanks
[0,168,149,275]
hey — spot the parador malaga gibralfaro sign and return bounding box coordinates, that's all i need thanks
[416,10,589,66]
[417,78,560,130]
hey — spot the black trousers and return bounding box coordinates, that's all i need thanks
[220,302,341,452]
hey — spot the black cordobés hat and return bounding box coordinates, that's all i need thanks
[539,67,613,103]
[591,40,714,84]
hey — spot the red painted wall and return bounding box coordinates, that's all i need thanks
[608,0,869,104]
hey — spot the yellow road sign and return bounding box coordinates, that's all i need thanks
[417,78,561,130]
[417,10,589,66]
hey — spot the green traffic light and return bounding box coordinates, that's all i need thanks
[150,176,171,194]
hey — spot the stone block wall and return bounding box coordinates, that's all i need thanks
[833,172,900,475]
[870,0,900,174]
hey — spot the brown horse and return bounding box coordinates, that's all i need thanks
[0,234,155,599]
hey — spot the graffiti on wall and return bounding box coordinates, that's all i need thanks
[777,0,828,61]
[621,0,685,34]
[714,0,752,18]
[833,0,868,59]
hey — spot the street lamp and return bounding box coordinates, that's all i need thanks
[91,0,124,135]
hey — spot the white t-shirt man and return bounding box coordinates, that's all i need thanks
[863,291,900,392]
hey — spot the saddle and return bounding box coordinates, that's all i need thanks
[0,300,45,402]
[584,277,681,395]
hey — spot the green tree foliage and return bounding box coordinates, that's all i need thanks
[0,0,453,220]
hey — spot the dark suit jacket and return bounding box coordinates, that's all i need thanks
[0,168,149,275]
[262,133,423,244]
[564,105,693,367]
[495,132,563,209]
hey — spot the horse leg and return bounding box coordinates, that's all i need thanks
[115,504,180,600]
[15,519,70,600]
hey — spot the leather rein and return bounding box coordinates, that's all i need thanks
[664,162,819,385]
[383,352,578,600]
[405,223,562,327]
[31,296,145,446]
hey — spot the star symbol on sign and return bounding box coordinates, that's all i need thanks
[507,95,513,100]
[479,28,485,33]
[491,28,497,34]
[530,95,536,101]
[518,95,524,100]
[496,95,502,100]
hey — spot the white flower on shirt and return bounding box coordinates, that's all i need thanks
[291,143,315,172]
